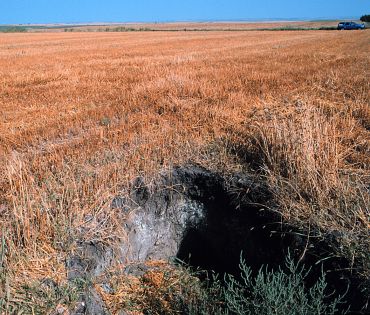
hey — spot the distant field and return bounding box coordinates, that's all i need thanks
[69,21,343,31]
[1,20,352,32]
[0,30,369,313]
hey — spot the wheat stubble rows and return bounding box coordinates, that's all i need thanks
[0,30,369,306]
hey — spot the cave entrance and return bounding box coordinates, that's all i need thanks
[176,194,293,276]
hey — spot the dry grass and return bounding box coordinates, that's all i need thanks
[96,260,219,315]
[249,102,369,271]
[254,103,368,228]
[0,30,369,311]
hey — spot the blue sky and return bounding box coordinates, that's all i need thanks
[0,0,368,24]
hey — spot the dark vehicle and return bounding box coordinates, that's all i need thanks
[337,21,365,30]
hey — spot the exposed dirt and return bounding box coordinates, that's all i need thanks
[67,164,369,314]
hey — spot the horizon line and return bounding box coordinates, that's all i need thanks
[0,16,361,26]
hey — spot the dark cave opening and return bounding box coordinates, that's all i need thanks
[173,168,368,314]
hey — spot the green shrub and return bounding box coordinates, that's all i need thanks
[155,253,348,315]
[221,254,347,315]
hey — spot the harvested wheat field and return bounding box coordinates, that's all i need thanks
[0,30,369,314]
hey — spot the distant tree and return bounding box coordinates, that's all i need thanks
[360,15,370,22]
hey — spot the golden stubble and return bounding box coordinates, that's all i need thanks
[0,30,368,304]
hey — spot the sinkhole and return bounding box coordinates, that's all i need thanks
[67,164,369,314]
